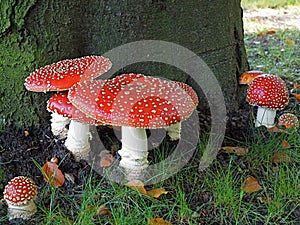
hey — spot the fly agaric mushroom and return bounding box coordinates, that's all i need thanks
[47,91,103,160]
[3,176,38,220]
[68,73,198,180]
[246,74,289,128]
[239,70,265,85]
[277,113,299,129]
[165,81,199,140]
[24,55,112,138]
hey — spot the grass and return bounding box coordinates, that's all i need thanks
[242,0,300,9]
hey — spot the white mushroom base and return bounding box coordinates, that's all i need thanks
[7,201,37,220]
[50,113,70,138]
[165,122,182,141]
[118,126,149,181]
[255,107,276,128]
[64,120,91,161]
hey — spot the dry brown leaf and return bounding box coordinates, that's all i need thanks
[293,93,300,101]
[266,29,276,34]
[273,152,291,163]
[281,140,290,149]
[95,205,111,217]
[147,188,169,198]
[220,146,248,156]
[42,161,65,187]
[257,32,267,37]
[267,126,289,134]
[241,176,263,194]
[149,217,173,225]
[293,83,300,89]
[285,39,295,46]
[24,130,30,137]
[100,153,114,167]
[126,180,147,195]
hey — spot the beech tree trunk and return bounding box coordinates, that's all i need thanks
[0,0,248,128]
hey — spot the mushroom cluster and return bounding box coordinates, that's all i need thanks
[68,73,198,180]
[24,55,112,139]
[3,176,38,220]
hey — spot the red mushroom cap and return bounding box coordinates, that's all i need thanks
[246,74,289,110]
[277,113,299,129]
[47,91,103,125]
[68,73,198,129]
[25,55,112,92]
[239,70,265,85]
[3,176,37,205]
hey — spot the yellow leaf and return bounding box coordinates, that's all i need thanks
[149,217,172,225]
[241,176,262,194]
[126,180,147,195]
[293,83,300,89]
[285,39,295,46]
[220,146,248,156]
[273,152,291,163]
[147,188,169,198]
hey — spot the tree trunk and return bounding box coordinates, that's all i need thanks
[0,0,248,128]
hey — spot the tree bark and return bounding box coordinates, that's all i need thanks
[0,0,248,128]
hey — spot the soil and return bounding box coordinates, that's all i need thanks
[1,6,300,225]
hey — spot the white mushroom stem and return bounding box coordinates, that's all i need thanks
[7,200,37,220]
[118,126,149,180]
[64,120,91,161]
[165,122,182,141]
[255,107,276,128]
[50,113,70,138]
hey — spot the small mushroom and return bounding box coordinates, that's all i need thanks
[68,73,198,180]
[24,55,112,138]
[47,91,103,160]
[239,70,265,85]
[246,74,289,128]
[277,113,299,129]
[3,176,38,220]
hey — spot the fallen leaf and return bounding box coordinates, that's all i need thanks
[100,153,114,167]
[273,152,291,163]
[95,205,111,217]
[149,217,172,225]
[257,32,267,37]
[285,39,295,46]
[267,126,289,134]
[220,146,248,156]
[266,29,276,34]
[24,130,30,137]
[293,93,300,101]
[241,176,263,194]
[42,160,65,187]
[293,83,300,89]
[147,188,169,198]
[281,140,290,149]
[126,180,147,195]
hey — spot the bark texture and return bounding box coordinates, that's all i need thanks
[0,0,248,128]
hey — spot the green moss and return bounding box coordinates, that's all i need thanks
[0,33,43,128]
[0,0,36,34]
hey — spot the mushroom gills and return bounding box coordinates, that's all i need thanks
[255,107,276,128]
